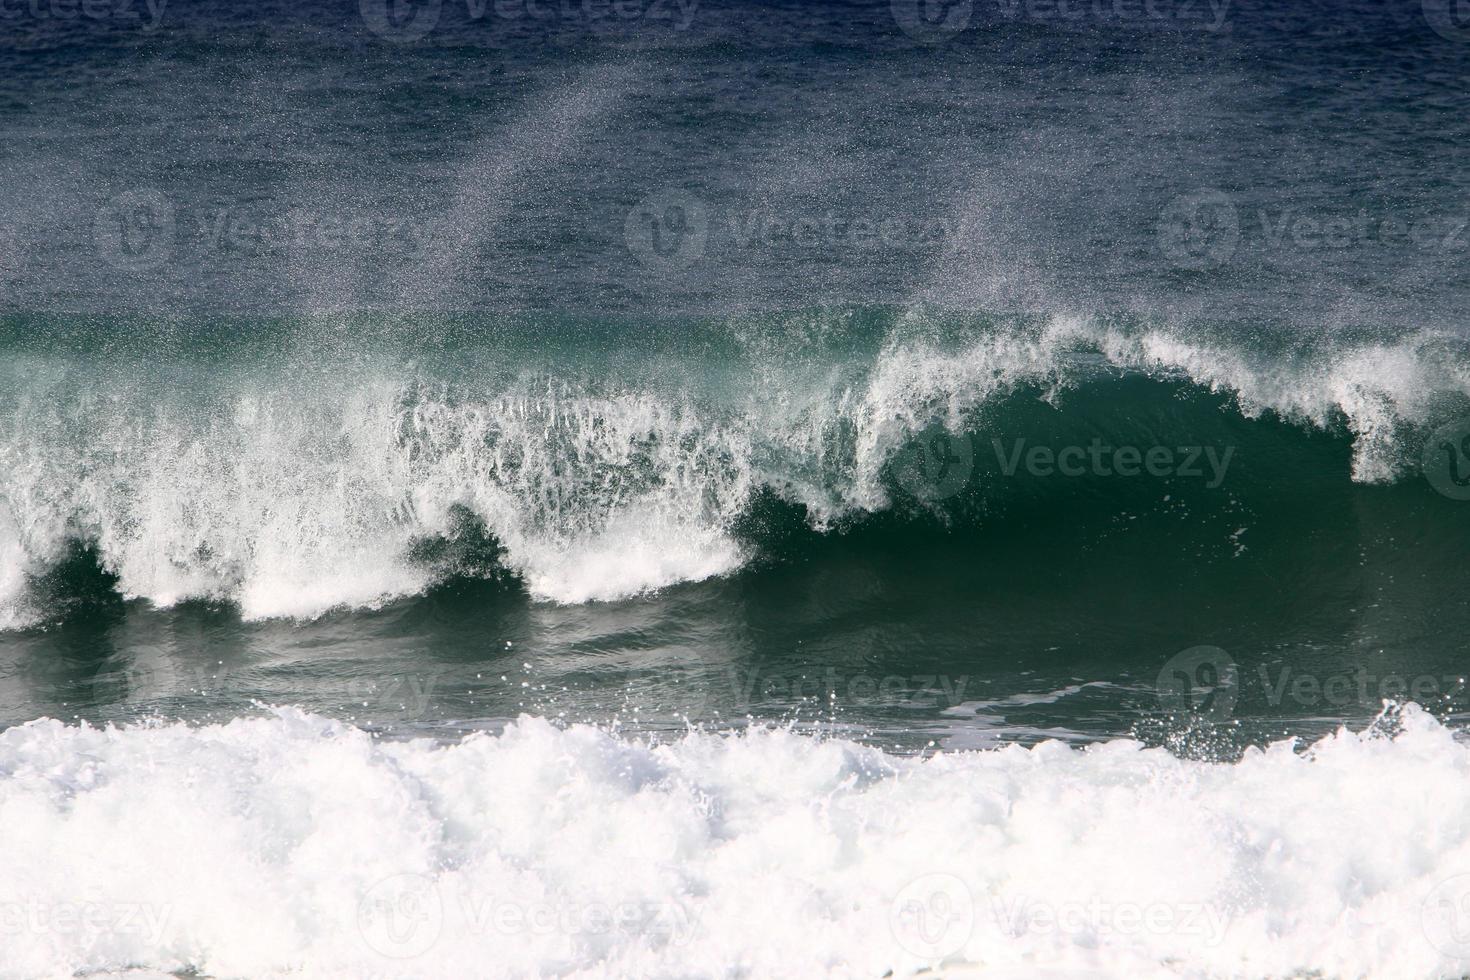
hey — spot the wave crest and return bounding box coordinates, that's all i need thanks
[1,313,1467,622]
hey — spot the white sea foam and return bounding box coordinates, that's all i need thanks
[0,509,32,632]
[0,374,755,617]
[0,704,1468,978]
[0,317,1466,622]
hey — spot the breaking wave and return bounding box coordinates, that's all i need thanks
[1,311,1467,627]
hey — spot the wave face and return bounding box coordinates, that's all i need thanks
[2,311,1468,628]
[0,703,1467,979]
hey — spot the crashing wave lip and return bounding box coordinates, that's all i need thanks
[517,518,746,605]
[0,703,1467,979]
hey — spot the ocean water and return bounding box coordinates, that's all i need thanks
[3,0,1470,976]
